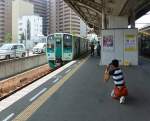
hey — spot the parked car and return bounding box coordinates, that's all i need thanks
[32,43,46,54]
[0,43,26,60]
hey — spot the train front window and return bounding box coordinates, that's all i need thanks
[47,35,54,52]
[55,38,61,43]
[55,37,62,47]
[63,34,72,49]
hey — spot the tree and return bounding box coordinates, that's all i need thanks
[4,33,12,43]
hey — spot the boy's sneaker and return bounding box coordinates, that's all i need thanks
[120,96,125,104]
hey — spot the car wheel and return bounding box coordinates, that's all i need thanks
[22,53,25,57]
[6,55,10,60]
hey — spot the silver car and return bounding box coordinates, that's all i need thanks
[0,43,26,60]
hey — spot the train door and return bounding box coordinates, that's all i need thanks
[55,36,62,58]
[78,37,80,56]
[47,35,55,68]
[74,36,77,58]
[47,35,55,60]
[63,34,73,60]
[54,34,63,66]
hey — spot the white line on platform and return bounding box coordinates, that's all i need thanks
[2,113,15,121]
[0,60,76,112]
[29,88,47,102]
[57,75,62,78]
[65,69,71,74]
[52,78,59,83]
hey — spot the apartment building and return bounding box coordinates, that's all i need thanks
[48,0,87,37]
[18,15,43,48]
[0,1,5,42]
[0,0,12,43]
[12,0,34,42]
[4,0,12,36]
[28,0,47,35]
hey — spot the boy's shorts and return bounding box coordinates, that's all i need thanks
[112,86,128,98]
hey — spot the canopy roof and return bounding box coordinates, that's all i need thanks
[64,0,150,34]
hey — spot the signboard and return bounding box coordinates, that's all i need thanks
[124,34,136,52]
[103,35,114,50]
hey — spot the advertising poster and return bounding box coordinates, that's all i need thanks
[124,34,136,52]
[103,35,114,50]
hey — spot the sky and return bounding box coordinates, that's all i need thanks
[135,11,150,29]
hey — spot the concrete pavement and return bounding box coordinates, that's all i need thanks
[28,56,150,121]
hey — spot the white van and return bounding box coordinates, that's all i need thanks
[32,43,46,54]
[0,43,26,60]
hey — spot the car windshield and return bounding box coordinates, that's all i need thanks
[35,44,45,48]
[0,44,12,50]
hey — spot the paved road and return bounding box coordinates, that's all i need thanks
[1,56,150,121]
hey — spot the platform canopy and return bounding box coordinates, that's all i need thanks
[139,26,150,35]
[64,0,150,34]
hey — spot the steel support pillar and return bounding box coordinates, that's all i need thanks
[102,0,106,29]
[130,9,135,28]
[129,0,136,28]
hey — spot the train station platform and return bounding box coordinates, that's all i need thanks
[0,55,150,121]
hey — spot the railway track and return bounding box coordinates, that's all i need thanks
[0,64,52,101]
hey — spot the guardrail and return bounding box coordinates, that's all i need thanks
[0,54,48,80]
